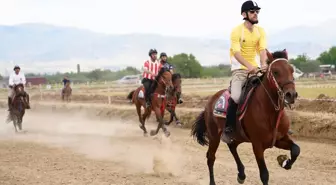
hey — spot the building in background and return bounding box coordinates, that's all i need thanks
[26,77,47,86]
[0,77,47,88]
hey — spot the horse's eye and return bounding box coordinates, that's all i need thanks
[273,71,279,77]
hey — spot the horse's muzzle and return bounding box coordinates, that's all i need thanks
[284,90,298,104]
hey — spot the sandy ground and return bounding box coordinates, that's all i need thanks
[0,110,336,185]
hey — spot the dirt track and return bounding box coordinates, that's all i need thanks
[1,108,336,185]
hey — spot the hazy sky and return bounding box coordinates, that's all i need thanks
[0,0,334,37]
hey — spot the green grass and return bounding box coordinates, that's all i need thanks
[296,87,336,99]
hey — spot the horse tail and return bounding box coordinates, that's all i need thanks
[127,90,135,102]
[191,110,208,146]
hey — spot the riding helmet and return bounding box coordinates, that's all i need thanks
[160,52,167,58]
[13,65,20,70]
[148,49,158,56]
[241,1,260,14]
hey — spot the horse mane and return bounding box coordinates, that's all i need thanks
[151,67,170,91]
[14,83,24,90]
[267,50,288,65]
[172,73,181,82]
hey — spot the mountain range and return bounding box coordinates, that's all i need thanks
[0,20,334,74]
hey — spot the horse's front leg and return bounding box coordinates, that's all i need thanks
[172,110,182,127]
[164,108,174,125]
[275,135,301,170]
[228,142,246,184]
[252,143,269,185]
[25,93,30,109]
[150,108,170,137]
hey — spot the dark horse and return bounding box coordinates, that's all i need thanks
[191,49,300,185]
[163,73,183,127]
[62,81,72,102]
[7,84,27,132]
[127,68,174,137]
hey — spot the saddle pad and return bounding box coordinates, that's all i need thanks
[213,90,230,117]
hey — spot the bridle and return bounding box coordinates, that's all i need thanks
[256,58,295,111]
[154,71,173,98]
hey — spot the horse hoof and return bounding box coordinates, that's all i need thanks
[277,155,289,168]
[150,130,157,136]
[176,122,182,127]
[143,133,148,137]
[164,131,171,137]
[237,175,245,184]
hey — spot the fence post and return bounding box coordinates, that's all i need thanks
[108,86,111,104]
[39,84,43,100]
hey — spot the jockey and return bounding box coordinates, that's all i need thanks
[8,65,30,111]
[159,52,183,104]
[159,52,174,73]
[62,75,70,93]
[142,48,161,108]
[62,75,70,87]
[224,1,267,140]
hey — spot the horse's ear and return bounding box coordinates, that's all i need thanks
[266,49,273,62]
[283,49,288,59]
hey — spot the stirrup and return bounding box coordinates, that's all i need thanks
[224,126,233,133]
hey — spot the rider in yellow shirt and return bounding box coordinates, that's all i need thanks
[223,1,268,142]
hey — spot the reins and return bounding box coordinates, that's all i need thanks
[249,58,295,148]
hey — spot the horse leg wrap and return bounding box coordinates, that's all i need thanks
[7,97,12,110]
[25,94,31,109]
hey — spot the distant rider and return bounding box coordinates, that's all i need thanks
[62,75,70,94]
[8,65,31,111]
[159,52,174,73]
[159,52,183,104]
[142,49,161,107]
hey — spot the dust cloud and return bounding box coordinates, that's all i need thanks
[0,109,187,176]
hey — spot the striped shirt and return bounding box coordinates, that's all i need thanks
[143,59,161,80]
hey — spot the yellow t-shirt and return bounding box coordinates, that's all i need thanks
[229,23,267,70]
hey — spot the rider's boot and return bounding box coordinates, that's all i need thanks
[223,98,238,142]
[25,94,31,109]
[177,93,183,104]
[145,85,151,108]
[7,97,12,111]
[145,95,151,108]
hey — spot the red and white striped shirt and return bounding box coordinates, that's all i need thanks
[142,59,162,80]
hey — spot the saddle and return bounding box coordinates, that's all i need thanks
[213,74,262,119]
[213,75,263,142]
[137,86,166,99]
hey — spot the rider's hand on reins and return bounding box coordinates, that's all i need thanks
[247,66,259,74]
[260,64,268,73]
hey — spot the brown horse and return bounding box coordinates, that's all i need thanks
[7,84,27,132]
[164,73,183,127]
[127,68,174,137]
[128,73,183,127]
[62,81,72,102]
[191,49,300,185]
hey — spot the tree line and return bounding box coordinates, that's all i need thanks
[289,46,336,73]
[22,46,335,83]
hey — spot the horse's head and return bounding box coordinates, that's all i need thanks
[265,49,297,104]
[14,84,25,97]
[156,68,174,98]
[65,81,70,87]
[172,73,182,95]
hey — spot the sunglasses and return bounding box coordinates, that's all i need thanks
[249,10,260,14]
